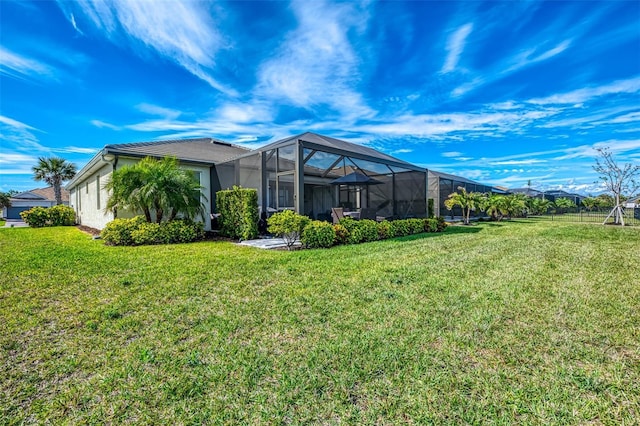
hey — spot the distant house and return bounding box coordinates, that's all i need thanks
[508,187,545,198]
[542,190,585,206]
[624,195,639,208]
[1,187,70,219]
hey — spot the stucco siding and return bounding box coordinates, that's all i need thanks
[69,163,114,230]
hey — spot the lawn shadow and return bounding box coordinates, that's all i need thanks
[390,225,482,242]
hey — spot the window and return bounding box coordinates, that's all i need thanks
[96,175,100,210]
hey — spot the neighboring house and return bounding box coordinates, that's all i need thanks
[624,195,639,209]
[2,187,70,219]
[509,187,545,198]
[542,189,585,206]
[67,132,501,230]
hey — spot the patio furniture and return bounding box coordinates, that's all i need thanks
[331,207,345,224]
[343,210,360,220]
[359,208,377,220]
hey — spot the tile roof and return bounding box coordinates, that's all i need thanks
[105,137,250,164]
[13,187,69,202]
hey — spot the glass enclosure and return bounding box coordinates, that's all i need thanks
[216,138,428,220]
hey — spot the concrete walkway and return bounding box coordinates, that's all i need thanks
[238,236,301,250]
[3,219,28,228]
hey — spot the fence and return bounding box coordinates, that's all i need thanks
[528,209,640,226]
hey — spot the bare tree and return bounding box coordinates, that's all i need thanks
[593,148,640,225]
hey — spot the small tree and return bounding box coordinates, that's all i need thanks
[593,148,640,225]
[444,187,482,225]
[32,157,77,205]
[267,210,310,250]
[0,192,12,211]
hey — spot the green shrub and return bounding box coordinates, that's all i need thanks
[338,216,358,233]
[20,205,76,227]
[424,218,438,233]
[161,219,204,244]
[48,205,76,226]
[377,220,392,239]
[436,216,448,232]
[358,219,378,243]
[20,207,50,227]
[131,222,162,245]
[390,219,411,237]
[407,218,424,235]
[302,220,336,248]
[102,216,204,246]
[333,224,349,245]
[101,216,148,246]
[216,186,259,240]
[268,210,311,250]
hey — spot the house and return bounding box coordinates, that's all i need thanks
[541,190,585,206]
[65,137,249,230]
[508,187,545,198]
[1,187,70,219]
[67,132,499,230]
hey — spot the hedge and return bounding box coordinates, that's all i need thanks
[101,216,204,246]
[20,205,76,228]
[216,186,259,240]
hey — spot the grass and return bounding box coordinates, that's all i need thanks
[0,219,5,227]
[1,221,639,424]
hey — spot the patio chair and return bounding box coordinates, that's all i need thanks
[360,208,377,221]
[331,207,344,224]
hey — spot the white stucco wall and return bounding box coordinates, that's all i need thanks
[69,163,114,230]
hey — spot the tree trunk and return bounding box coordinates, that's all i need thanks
[53,179,62,205]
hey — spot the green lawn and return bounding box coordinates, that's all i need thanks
[1,221,638,424]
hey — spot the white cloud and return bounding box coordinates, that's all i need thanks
[528,76,640,105]
[55,146,100,154]
[136,103,182,119]
[491,159,547,165]
[441,151,462,158]
[70,13,83,34]
[0,47,57,81]
[257,0,373,119]
[90,119,121,130]
[59,0,235,95]
[441,23,473,73]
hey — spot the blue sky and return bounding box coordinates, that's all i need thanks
[1,0,639,194]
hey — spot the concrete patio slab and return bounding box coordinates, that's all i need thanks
[238,237,301,250]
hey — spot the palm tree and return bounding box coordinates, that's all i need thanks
[32,157,77,205]
[498,194,527,219]
[530,198,554,215]
[554,197,576,214]
[444,187,482,225]
[105,156,206,223]
[0,191,12,211]
[480,193,505,221]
